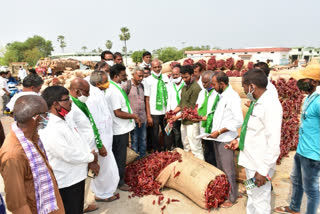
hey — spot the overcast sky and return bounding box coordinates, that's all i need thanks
[1,0,319,54]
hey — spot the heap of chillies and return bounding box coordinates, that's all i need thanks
[205,175,230,209]
[272,78,304,164]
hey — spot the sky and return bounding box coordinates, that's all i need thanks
[1,0,319,54]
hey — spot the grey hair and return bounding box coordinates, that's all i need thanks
[132,66,144,75]
[90,70,108,86]
[202,70,215,80]
[14,95,47,123]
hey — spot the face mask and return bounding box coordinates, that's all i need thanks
[297,80,314,92]
[35,114,49,130]
[105,60,114,67]
[206,86,213,92]
[98,82,110,89]
[78,91,89,103]
[172,77,182,84]
[246,85,256,102]
[58,106,70,117]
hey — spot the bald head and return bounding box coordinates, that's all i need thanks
[14,95,48,124]
[151,60,162,73]
[70,77,90,98]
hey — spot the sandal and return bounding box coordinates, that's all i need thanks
[220,200,238,208]
[83,204,99,213]
[274,206,300,214]
[95,193,120,202]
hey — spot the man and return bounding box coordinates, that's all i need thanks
[40,86,99,214]
[196,71,217,166]
[7,73,44,112]
[0,71,10,114]
[18,66,27,82]
[101,50,114,67]
[144,60,169,152]
[122,66,147,158]
[254,61,278,99]
[87,70,120,202]
[226,69,282,214]
[141,51,152,68]
[203,71,243,207]
[166,64,184,150]
[170,65,203,159]
[193,62,205,90]
[0,95,65,213]
[105,64,139,190]
[275,64,320,214]
[114,52,123,64]
[66,78,107,212]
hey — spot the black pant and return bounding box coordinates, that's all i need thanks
[59,179,85,214]
[146,126,153,152]
[165,120,183,150]
[151,115,166,152]
[112,132,129,186]
[202,139,217,167]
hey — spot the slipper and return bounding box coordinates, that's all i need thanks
[274,206,300,214]
[95,193,120,203]
[83,204,99,213]
[119,184,130,191]
[220,200,238,208]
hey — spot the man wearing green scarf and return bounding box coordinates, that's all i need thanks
[200,71,243,207]
[195,71,217,166]
[225,69,282,213]
[144,60,169,152]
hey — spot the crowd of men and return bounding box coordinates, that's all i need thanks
[0,50,319,214]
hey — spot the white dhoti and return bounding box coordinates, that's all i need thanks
[245,168,275,214]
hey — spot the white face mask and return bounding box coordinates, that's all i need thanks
[105,60,114,67]
[246,85,256,102]
[78,91,89,103]
[172,77,182,84]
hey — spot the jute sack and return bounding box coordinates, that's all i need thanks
[126,147,139,165]
[156,148,225,209]
[229,77,246,98]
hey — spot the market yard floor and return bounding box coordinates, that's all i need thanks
[0,116,317,214]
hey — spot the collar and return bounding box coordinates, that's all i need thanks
[110,80,121,86]
[219,85,231,98]
[142,61,151,67]
[255,89,269,105]
[131,79,141,87]
[151,71,161,77]
[316,86,320,95]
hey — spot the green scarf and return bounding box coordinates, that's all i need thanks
[110,80,133,122]
[239,100,257,151]
[204,86,229,133]
[198,89,215,128]
[70,96,103,149]
[152,73,168,110]
[173,82,185,104]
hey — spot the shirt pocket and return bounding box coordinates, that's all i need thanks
[247,107,264,132]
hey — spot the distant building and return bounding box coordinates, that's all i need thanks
[185,47,291,65]
[289,47,320,63]
[51,52,101,62]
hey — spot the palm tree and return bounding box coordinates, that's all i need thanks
[105,40,112,50]
[81,46,87,52]
[119,27,130,66]
[57,35,66,52]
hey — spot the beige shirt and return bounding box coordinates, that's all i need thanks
[0,130,65,214]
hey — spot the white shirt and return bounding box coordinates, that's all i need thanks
[39,114,94,189]
[196,88,218,134]
[204,86,243,142]
[141,61,151,68]
[238,89,283,176]
[267,79,278,100]
[0,76,9,96]
[66,103,97,151]
[105,81,135,135]
[167,80,184,111]
[197,76,205,90]
[6,91,38,110]
[18,68,27,80]
[144,71,169,115]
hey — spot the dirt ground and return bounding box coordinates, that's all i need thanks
[0,116,318,214]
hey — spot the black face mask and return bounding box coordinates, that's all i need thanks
[297,80,314,92]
